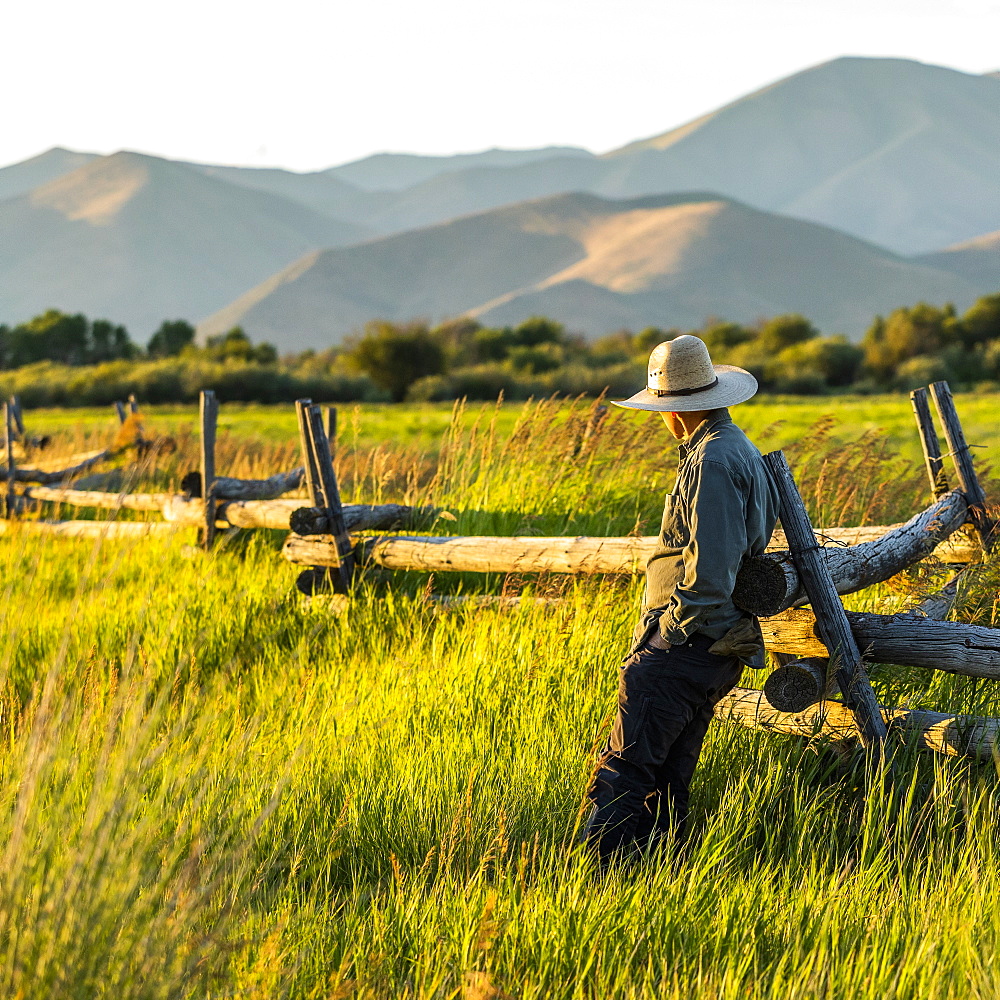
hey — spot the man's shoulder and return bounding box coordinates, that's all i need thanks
[698,421,761,464]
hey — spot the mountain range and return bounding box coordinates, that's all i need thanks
[0,151,367,334]
[196,191,980,351]
[1,55,998,346]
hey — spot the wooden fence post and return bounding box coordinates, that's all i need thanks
[293,400,352,594]
[295,399,320,505]
[910,387,948,498]
[305,404,354,592]
[3,403,15,518]
[326,406,337,462]
[8,396,24,440]
[763,450,891,768]
[199,390,218,550]
[929,381,994,552]
[114,401,128,424]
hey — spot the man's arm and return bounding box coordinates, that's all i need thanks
[657,459,748,645]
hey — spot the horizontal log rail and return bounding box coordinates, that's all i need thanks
[11,449,114,484]
[715,686,1000,761]
[27,486,170,511]
[25,487,430,533]
[733,490,971,617]
[278,505,978,575]
[181,467,305,501]
[163,496,305,529]
[353,534,656,574]
[760,577,961,713]
[0,519,186,539]
[759,607,1000,679]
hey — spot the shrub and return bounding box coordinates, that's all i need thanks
[893,355,953,391]
[344,321,446,402]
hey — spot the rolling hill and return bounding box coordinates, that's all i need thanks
[606,58,1000,255]
[15,57,996,255]
[0,151,370,334]
[198,191,979,352]
[185,162,383,226]
[325,146,595,191]
[3,55,998,341]
[0,146,98,201]
[917,230,1000,291]
[344,58,1000,254]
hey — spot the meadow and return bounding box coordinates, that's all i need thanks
[2,393,1000,999]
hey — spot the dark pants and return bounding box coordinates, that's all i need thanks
[584,629,743,863]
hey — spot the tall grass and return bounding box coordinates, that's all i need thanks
[1,398,999,998]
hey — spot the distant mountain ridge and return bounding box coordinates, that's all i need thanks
[0,146,99,201]
[0,151,368,334]
[329,57,999,254]
[918,231,1000,290]
[9,57,1000,254]
[2,55,999,338]
[324,146,595,191]
[197,191,979,352]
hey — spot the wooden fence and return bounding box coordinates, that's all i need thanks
[2,382,998,764]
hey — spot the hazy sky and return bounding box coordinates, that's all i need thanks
[3,0,998,172]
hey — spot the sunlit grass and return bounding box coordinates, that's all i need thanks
[2,395,999,997]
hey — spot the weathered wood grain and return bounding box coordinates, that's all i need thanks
[27,487,428,532]
[199,390,218,550]
[305,404,354,590]
[760,576,961,712]
[9,449,114,484]
[181,467,305,500]
[27,487,171,511]
[0,519,186,539]
[763,450,889,758]
[910,387,949,497]
[930,380,994,552]
[4,402,15,517]
[762,659,830,713]
[165,497,421,531]
[354,534,657,573]
[733,490,971,617]
[759,607,1000,679]
[714,686,1000,761]
[279,509,976,578]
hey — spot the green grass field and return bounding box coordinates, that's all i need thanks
[25,392,1000,465]
[3,393,1000,998]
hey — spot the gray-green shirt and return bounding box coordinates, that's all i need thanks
[646,409,780,645]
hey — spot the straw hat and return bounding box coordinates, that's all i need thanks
[613,335,758,412]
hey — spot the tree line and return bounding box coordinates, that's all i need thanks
[1,293,998,405]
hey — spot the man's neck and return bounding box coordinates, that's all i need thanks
[662,409,712,441]
[677,410,711,439]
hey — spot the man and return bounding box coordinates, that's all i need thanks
[584,334,779,863]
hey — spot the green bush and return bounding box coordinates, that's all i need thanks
[893,355,953,391]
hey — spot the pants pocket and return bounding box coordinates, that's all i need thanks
[625,614,659,660]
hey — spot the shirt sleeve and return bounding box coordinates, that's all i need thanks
[658,459,747,645]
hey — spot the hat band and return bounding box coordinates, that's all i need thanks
[648,375,719,397]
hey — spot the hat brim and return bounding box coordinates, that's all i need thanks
[611,365,758,412]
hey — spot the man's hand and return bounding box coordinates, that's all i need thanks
[647,632,671,651]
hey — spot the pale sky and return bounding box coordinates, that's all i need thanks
[3,0,998,172]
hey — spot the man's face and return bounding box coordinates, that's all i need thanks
[660,411,686,440]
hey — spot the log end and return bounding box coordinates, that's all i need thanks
[733,554,793,617]
[290,506,330,536]
[762,659,827,713]
[181,470,202,498]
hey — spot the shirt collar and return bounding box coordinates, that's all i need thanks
[678,408,732,459]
